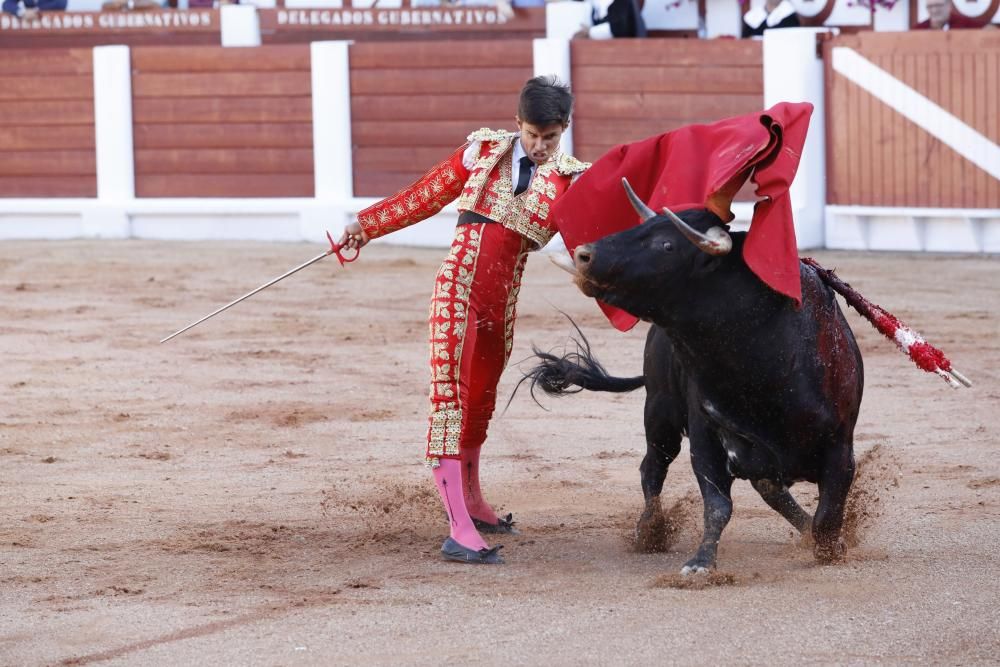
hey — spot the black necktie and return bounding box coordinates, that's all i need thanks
[514,156,534,196]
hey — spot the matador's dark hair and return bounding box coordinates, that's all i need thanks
[518,75,573,127]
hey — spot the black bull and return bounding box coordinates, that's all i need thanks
[527,183,863,574]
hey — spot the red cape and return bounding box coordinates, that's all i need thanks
[554,102,812,331]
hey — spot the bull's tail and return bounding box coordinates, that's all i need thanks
[512,317,644,408]
[803,257,971,389]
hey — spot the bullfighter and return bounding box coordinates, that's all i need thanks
[338,76,590,564]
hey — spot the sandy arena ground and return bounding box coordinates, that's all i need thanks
[1,240,998,666]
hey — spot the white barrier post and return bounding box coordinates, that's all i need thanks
[87,45,134,238]
[762,28,829,249]
[220,4,262,47]
[532,37,573,157]
[302,40,353,243]
[545,0,591,41]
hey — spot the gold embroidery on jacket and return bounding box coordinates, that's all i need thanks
[467,128,516,143]
[357,163,463,240]
[457,136,591,249]
[457,135,513,212]
[556,153,591,175]
[503,241,529,363]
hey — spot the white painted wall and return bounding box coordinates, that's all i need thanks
[826,207,1000,253]
[763,28,828,250]
[220,4,262,46]
[545,0,589,40]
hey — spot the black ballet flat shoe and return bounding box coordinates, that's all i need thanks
[473,513,519,535]
[441,537,504,565]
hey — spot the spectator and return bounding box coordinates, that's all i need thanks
[914,0,989,29]
[2,0,66,19]
[101,0,165,9]
[742,0,800,38]
[575,0,646,39]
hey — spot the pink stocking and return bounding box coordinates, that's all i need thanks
[433,459,488,551]
[461,446,499,524]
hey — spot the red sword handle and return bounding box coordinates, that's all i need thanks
[326,230,360,267]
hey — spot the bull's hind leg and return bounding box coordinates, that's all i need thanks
[751,479,812,534]
[635,390,683,551]
[682,422,734,575]
[813,440,856,562]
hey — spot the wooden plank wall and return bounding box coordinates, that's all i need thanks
[570,40,764,164]
[0,49,96,198]
[825,32,1000,208]
[131,45,313,198]
[349,41,533,197]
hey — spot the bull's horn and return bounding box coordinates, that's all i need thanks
[662,207,733,256]
[549,253,579,276]
[621,178,656,223]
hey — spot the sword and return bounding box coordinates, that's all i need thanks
[160,231,359,344]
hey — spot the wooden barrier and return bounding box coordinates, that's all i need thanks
[824,31,1000,209]
[348,40,533,197]
[0,49,96,198]
[130,45,313,198]
[570,39,764,165]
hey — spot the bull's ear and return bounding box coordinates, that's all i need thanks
[704,167,748,223]
[621,178,656,223]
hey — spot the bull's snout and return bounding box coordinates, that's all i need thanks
[574,244,595,271]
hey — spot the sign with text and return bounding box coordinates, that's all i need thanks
[0,9,217,33]
[258,6,545,38]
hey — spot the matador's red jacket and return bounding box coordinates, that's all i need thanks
[356,128,590,249]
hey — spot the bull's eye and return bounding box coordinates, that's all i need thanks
[661,240,674,252]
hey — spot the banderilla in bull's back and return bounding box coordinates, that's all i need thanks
[800,257,970,389]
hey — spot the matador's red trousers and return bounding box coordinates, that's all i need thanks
[425,216,530,465]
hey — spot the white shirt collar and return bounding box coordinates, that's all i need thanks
[513,134,528,163]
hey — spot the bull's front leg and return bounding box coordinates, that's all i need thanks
[683,422,734,575]
[635,391,683,552]
[813,440,856,562]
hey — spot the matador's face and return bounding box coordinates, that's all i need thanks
[516,118,568,165]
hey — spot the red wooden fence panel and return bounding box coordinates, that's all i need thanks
[0,49,96,198]
[570,39,763,202]
[570,39,764,162]
[349,40,533,197]
[131,45,313,198]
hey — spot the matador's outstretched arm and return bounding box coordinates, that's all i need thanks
[356,144,471,241]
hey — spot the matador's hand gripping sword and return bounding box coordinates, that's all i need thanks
[160,231,358,344]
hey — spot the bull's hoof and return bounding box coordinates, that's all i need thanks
[473,513,519,535]
[680,556,714,576]
[635,508,668,553]
[813,538,846,563]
